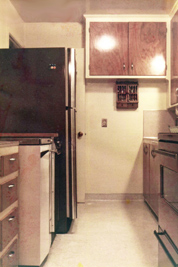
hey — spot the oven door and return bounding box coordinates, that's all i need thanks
[154,197,178,267]
[153,162,178,266]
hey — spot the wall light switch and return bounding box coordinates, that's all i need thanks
[102,119,107,127]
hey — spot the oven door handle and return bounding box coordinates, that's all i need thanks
[154,230,178,267]
[151,149,178,159]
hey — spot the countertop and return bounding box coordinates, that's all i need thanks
[0,141,19,147]
[143,137,159,144]
[0,133,58,138]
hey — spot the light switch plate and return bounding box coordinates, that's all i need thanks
[102,119,107,127]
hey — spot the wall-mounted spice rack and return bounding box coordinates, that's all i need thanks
[116,81,138,109]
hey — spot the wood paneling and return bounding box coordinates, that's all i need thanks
[171,10,178,105]
[90,22,129,75]
[0,209,18,251]
[129,22,166,76]
[0,178,18,212]
[0,153,19,177]
[0,240,18,267]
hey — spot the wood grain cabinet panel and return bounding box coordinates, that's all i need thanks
[0,239,18,267]
[88,20,167,77]
[0,178,18,212]
[90,22,129,75]
[0,209,18,251]
[171,10,178,105]
[0,153,19,177]
[129,22,167,76]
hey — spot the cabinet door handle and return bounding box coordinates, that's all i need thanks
[9,158,16,161]
[131,63,134,70]
[8,184,15,188]
[8,216,15,222]
[123,63,126,70]
[8,251,15,258]
[144,145,148,155]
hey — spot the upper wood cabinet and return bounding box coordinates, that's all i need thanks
[85,16,167,79]
[90,22,129,75]
[170,10,178,105]
[129,22,166,76]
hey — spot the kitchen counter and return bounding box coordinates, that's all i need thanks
[0,133,58,138]
[143,137,158,145]
[0,141,19,147]
[0,133,58,145]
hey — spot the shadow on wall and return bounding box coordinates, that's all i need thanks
[124,142,143,196]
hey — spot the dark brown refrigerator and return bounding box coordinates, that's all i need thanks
[0,47,77,234]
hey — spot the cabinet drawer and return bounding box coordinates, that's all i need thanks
[0,154,19,177]
[0,239,18,267]
[0,209,18,251]
[0,178,18,212]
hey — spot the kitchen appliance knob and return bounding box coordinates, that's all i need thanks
[78,132,83,138]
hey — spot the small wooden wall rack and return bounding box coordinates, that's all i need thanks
[116,80,138,109]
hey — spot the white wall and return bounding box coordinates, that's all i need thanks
[0,0,24,48]
[85,80,168,194]
[24,23,83,48]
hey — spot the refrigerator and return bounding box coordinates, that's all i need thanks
[0,47,77,233]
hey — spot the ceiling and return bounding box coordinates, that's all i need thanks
[10,0,177,23]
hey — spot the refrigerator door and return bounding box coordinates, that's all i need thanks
[66,48,77,221]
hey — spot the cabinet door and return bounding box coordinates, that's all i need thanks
[89,22,129,75]
[143,143,150,203]
[129,22,167,76]
[149,144,159,217]
[171,10,178,105]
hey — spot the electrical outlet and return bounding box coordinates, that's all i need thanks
[102,119,107,127]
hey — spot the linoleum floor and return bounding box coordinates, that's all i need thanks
[43,200,158,267]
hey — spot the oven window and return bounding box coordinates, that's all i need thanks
[162,166,178,212]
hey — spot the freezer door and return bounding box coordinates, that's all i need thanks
[0,48,66,133]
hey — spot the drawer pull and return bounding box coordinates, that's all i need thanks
[8,184,15,188]
[9,158,16,161]
[8,216,15,222]
[8,251,15,258]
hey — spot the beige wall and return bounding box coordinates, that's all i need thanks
[0,0,24,48]
[85,80,168,194]
[24,23,83,48]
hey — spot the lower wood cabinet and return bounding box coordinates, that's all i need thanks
[143,140,159,218]
[0,142,19,267]
[0,240,18,267]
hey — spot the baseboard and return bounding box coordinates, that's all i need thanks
[85,193,144,201]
